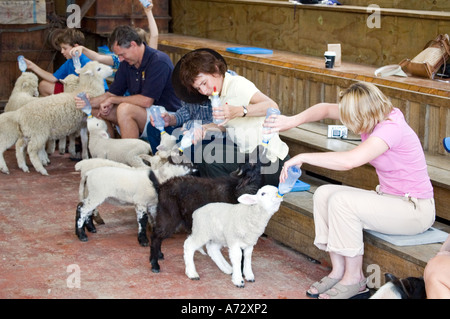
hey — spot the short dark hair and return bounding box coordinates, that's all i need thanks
[179,50,227,93]
[108,25,142,50]
[56,28,85,47]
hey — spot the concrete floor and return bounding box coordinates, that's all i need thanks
[0,148,329,300]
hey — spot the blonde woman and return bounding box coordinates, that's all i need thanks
[268,82,435,299]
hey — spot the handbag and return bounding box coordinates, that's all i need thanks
[399,34,450,79]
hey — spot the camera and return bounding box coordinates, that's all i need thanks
[327,125,348,139]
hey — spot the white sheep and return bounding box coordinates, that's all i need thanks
[183,185,282,287]
[75,158,194,246]
[46,74,87,157]
[4,72,39,112]
[87,116,152,168]
[13,61,112,175]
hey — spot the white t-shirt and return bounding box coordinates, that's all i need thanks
[220,73,289,162]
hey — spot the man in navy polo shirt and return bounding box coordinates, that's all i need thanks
[78,25,181,153]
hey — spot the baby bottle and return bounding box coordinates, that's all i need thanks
[139,0,152,7]
[262,107,280,145]
[150,105,166,135]
[73,51,81,71]
[277,166,302,197]
[18,55,27,72]
[77,92,92,119]
[178,123,200,153]
[211,87,223,125]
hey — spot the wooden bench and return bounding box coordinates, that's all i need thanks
[170,0,450,67]
[265,174,450,283]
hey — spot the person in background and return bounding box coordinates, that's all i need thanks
[24,28,108,96]
[424,234,450,298]
[268,82,435,299]
[70,0,158,69]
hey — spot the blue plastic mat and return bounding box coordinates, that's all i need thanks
[291,180,310,192]
[226,47,273,55]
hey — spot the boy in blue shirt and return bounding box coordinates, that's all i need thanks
[24,28,108,96]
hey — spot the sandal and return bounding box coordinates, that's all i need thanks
[319,278,370,299]
[306,276,341,298]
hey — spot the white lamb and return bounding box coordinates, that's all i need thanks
[4,72,39,112]
[0,72,40,174]
[184,185,283,287]
[0,112,22,174]
[46,74,87,157]
[87,116,152,167]
[75,158,194,246]
[13,61,112,175]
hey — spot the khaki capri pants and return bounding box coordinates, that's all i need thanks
[313,184,436,257]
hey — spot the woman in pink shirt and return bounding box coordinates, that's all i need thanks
[267,82,435,299]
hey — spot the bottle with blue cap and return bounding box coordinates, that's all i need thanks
[277,166,302,197]
[262,107,280,145]
[150,105,166,135]
[18,55,27,72]
[72,51,81,71]
[77,92,93,119]
[139,0,152,7]
[211,87,223,124]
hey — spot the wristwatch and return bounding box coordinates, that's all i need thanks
[242,105,248,117]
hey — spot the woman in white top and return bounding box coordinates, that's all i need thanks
[175,49,289,186]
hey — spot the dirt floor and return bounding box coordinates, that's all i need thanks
[0,148,329,302]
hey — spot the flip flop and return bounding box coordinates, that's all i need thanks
[319,278,370,299]
[306,276,341,298]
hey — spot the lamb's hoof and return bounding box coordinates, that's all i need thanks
[233,279,245,288]
[92,215,105,225]
[85,217,97,233]
[76,228,88,242]
[77,234,88,242]
[138,235,149,247]
[139,240,149,247]
[190,277,200,281]
[150,260,160,273]
[19,166,29,173]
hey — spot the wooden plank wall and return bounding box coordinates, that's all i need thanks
[170,0,450,67]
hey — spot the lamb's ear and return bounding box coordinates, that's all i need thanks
[238,193,258,205]
[80,68,93,76]
[100,131,109,139]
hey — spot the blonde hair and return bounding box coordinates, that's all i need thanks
[339,82,393,134]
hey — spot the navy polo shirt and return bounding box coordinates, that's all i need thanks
[109,45,181,112]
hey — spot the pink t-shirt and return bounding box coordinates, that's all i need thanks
[361,108,433,198]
